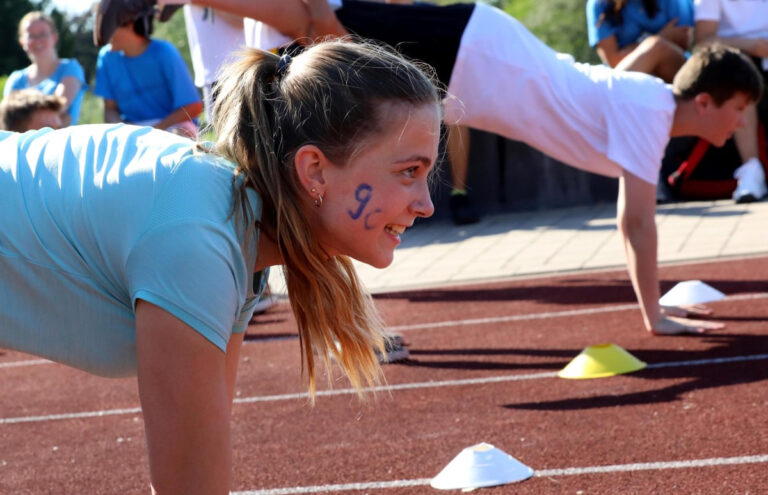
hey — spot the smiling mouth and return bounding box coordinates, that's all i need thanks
[385,224,406,236]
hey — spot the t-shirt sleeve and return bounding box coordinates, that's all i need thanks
[693,0,719,22]
[586,0,615,47]
[93,49,114,100]
[60,59,86,85]
[3,70,26,96]
[159,42,201,111]
[126,219,250,352]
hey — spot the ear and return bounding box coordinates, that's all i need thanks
[694,92,714,115]
[293,144,332,196]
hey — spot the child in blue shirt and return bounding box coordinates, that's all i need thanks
[93,3,202,136]
[586,0,694,82]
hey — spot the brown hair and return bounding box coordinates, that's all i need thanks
[0,89,64,132]
[18,11,57,39]
[210,40,440,396]
[673,43,764,105]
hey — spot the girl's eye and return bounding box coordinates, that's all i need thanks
[402,166,418,178]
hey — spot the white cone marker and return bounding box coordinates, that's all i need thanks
[659,280,725,306]
[430,442,534,490]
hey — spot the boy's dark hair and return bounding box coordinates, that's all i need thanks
[673,43,763,105]
[0,89,64,132]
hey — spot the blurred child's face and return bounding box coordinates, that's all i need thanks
[109,24,135,51]
[23,109,62,131]
[703,91,751,147]
[19,20,57,58]
[311,103,440,268]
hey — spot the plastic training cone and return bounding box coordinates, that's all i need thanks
[430,442,534,490]
[558,343,646,379]
[659,280,725,306]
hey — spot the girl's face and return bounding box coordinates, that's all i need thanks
[312,103,440,268]
[19,20,57,59]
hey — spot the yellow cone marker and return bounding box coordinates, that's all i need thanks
[558,343,646,379]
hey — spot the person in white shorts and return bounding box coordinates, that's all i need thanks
[694,0,768,202]
[183,5,244,114]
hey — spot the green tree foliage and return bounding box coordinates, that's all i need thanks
[502,0,600,64]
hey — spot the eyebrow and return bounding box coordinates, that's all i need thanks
[394,155,434,168]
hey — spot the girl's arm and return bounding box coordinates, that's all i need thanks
[154,101,203,130]
[53,75,81,127]
[135,300,233,495]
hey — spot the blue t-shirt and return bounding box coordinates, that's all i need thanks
[93,39,201,124]
[3,58,87,125]
[586,0,694,48]
[0,124,262,377]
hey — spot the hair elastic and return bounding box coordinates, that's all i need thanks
[276,54,292,77]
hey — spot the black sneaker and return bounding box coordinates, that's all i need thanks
[449,193,480,225]
[375,334,409,364]
[93,0,156,46]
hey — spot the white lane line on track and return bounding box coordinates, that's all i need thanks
[232,454,768,494]
[388,292,768,332]
[0,359,50,368]
[3,292,767,366]
[3,353,768,425]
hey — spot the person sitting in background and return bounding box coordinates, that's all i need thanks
[694,0,768,202]
[587,0,692,83]
[0,88,64,132]
[93,0,202,138]
[3,11,86,126]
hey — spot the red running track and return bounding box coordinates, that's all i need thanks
[1,255,767,494]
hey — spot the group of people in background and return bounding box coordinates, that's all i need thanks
[2,1,766,204]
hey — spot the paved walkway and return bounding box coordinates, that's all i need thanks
[269,199,768,294]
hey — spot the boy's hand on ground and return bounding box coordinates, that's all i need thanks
[650,315,725,335]
[661,304,714,318]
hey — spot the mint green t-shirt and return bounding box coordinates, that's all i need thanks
[0,124,262,377]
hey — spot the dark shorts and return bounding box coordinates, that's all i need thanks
[335,0,475,87]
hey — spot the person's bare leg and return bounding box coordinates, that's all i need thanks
[733,104,760,163]
[616,36,686,83]
[446,124,470,191]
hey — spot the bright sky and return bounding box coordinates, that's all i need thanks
[51,0,97,15]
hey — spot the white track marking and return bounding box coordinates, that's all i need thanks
[232,455,768,494]
[3,292,767,366]
[0,359,50,368]
[388,292,768,332]
[2,353,767,425]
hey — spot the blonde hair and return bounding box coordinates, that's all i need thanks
[210,40,439,396]
[18,11,57,39]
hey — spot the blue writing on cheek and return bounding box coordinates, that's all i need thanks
[348,183,372,220]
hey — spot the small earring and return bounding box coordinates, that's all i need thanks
[311,188,317,193]
[313,193,323,208]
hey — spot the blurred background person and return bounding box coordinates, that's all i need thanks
[0,88,64,132]
[587,0,693,83]
[93,1,202,138]
[3,11,86,126]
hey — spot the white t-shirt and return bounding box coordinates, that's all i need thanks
[184,6,245,87]
[694,0,768,40]
[445,3,675,185]
[243,0,342,51]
